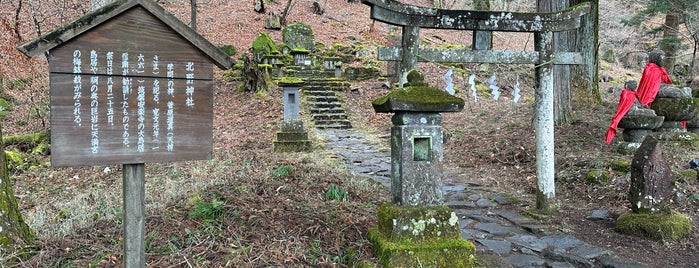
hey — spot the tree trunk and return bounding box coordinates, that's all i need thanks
[190,0,197,31]
[568,0,600,105]
[0,123,34,250]
[661,13,680,78]
[538,0,572,125]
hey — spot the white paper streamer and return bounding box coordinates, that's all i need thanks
[512,74,521,103]
[468,73,477,103]
[488,74,500,101]
[444,67,455,95]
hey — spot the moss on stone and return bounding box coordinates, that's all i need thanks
[276,77,304,87]
[616,211,691,240]
[651,97,697,121]
[372,86,465,113]
[376,202,461,241]
[585,169,610,185]
[251,33,279,61]
[4,150,24,171]
[368,227,475,268]
[3,131,48,148]
[370,202,476,267]
[610,159,631,173]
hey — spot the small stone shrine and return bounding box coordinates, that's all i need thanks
[369,71,474,268]
[273,78,311,152]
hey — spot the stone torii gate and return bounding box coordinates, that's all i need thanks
[362,0,592,211]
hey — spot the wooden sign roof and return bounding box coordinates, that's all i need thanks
[17,0,234,69]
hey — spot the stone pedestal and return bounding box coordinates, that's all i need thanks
[273,120,311,152]
[617,106,664,154]
[273,78,311,152]
[368,203,475,267]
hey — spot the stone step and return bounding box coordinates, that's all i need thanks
[313,113,348,121]
[314,120,353,129]
[303,90,335,97]
[310,107,346,114]
[308,102,344,109]
[306,95,339,102]
[303,85,348,91]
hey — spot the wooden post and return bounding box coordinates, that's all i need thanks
[534,31,556,212]
[399,26,419,87]
[123,163,145,268]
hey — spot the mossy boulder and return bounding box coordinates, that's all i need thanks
[585,169,610,185]
[616,211,691,240]
[282,22,315,52]
[369,202,476,268]
[372,86,465,113]
[251,33,279,63]
[651,97,697,122]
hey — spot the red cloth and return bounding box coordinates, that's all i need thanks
[635,62,672,106]
[606,90,637,144]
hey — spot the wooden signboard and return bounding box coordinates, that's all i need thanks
[47,7,215,167]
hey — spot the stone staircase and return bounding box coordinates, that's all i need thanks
[282,65,353,129]
[302,77,353,129]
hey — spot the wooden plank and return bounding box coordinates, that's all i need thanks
[49,74,213,167]
[48,7,213,79]
[363,0,590,32]
[123,163,145,268]
[378,47,584,64]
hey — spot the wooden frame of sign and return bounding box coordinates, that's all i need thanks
[18,0,234,167]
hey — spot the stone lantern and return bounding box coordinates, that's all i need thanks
[372,85,464,206]
[273,78,311,152]
[368,82,473,268]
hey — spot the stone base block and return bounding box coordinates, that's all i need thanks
[273,140,311,152]
[368,228,475,268]
[616,211,691,240]
[275,131,309,140]
[369,202,475,267]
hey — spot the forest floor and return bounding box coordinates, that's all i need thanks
[2,0,699,267]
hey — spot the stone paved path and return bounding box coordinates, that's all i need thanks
[316,129,648,268]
